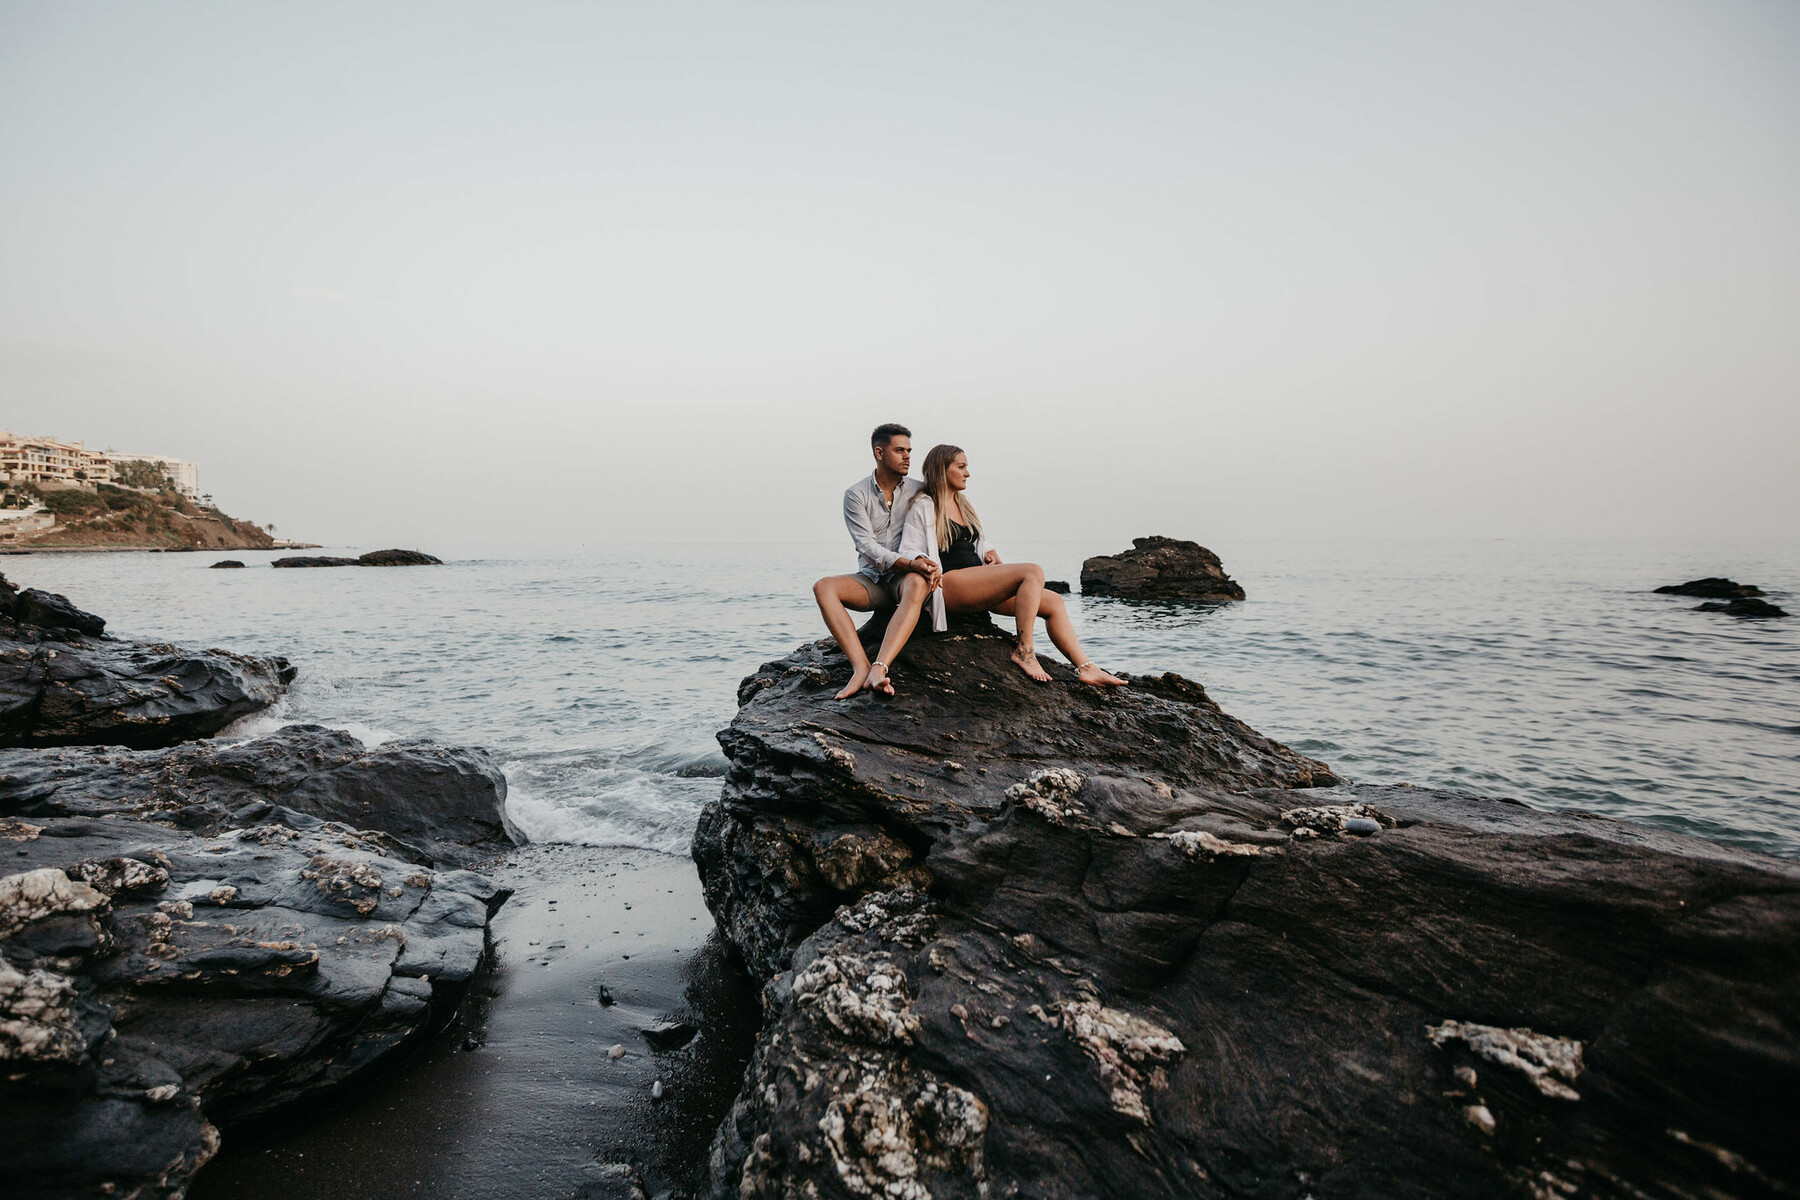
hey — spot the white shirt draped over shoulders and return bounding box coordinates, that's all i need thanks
[899,494,995,632]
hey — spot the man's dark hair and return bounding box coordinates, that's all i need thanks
[871,423,911,449]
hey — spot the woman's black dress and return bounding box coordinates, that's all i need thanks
[941,520,983,572]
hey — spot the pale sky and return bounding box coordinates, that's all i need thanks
[3,1,1796,548]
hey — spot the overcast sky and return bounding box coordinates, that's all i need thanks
[2,1,1796,548]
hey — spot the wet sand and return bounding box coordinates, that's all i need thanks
[190,844,758,1200]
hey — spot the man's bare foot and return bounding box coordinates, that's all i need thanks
[863,661,896,696]
[1077,662,1128,687]
[1010,644,1052,682]
[835,666,870,700]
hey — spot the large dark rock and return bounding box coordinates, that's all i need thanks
[208,561,244,570]
[1,724,514,869]
[1080,536,1246,601]
[1654,577,1765,599]
[1696,597,1788,618]
[270,556,361,568]
[0,726,514,1199]
[1,577,291,750]
[694,618,1336,982]
[357,549,442,566]
[694,627,1800,1199]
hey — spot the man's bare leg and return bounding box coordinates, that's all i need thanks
[995,591,1127,686]
[863,573,930,696]
[813,576,877,698]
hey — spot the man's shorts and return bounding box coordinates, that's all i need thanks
[856,570,904,610]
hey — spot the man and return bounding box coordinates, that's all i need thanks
[812,423,940,698]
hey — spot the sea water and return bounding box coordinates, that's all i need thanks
[11,537,1797,858]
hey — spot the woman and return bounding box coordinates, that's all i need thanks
[858,444,1127,695]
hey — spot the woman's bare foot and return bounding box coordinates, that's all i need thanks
[1010,643,1052,682]
[835,666,870,700]
[1077,662,1128,687]
[863,661,896,696]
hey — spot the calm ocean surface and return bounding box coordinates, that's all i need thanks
[12,538,1798,858]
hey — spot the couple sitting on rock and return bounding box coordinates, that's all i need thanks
[812,423,1127,699]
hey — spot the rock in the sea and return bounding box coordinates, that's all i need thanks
[1,723,514,868]
[270,550,442,568]
[209,560,245,569]
[2,578,291,750]
[0,726,513,1199]
[2,572,106,637]
[357,549,442,566]
[1043,580,1071,594]
[1654,577,1765,598]
[1695,597,1788,618]
[1079,536,1245,601]
[695,627,1800,1199]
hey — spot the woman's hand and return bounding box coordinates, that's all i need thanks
[983,550,1001,565]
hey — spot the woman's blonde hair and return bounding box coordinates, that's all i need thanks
[921,444,980,552]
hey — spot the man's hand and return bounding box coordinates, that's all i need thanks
[983,550,1001,565]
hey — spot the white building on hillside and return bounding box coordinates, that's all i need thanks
[0,430,202,502]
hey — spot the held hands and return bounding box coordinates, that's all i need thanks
[984,550,1001,565]
[904,557,943,592]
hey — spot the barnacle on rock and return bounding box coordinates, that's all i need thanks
[1427,1020,1583,1101]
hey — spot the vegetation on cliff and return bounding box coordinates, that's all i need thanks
[1,478,275,550]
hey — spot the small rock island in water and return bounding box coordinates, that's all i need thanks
[1080,535,1246,601]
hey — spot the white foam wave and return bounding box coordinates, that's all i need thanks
[502,761,705,856]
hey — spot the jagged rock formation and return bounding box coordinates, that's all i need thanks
[0,726,513,1199]
[1,573,291,749]
[694,622,1800,1199]
[1079,536,1245,601]
[1654,577,1765,599]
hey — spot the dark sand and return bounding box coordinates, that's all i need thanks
[190,844,758,1200]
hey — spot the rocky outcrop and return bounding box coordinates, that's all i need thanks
[1080,536,1245,601]
[1,724,513,869]
[357,549,442,566]
[271,550,442,568]
[1654,577,1765,599]
[0,726,513,1199]
[208,560,244,569]
[694,618,1336,981]
[2,574,292,750]
[694,624,1800,1199]
[1696,597,1788,618]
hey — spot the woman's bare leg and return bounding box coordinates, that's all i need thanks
[995,591,1126,686]
[863,573,930,696]
[939,563,1051,681]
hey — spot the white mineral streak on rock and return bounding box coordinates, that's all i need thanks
[1280,804,1391,834]
[794,952,920,1045]
[0,868,107,937]
[1427,1020,1584,1101]
[1150,829,1268,858]
[1047,998,1186,1123]
[813,732,857,773]
[1005,768,1088,825]
[817,1068,987,1200]
[0,958,84,1060]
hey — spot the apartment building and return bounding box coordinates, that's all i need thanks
[0,430,202,501]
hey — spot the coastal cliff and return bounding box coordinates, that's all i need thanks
[2,484,276,551]
[693,619,1800,1199]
